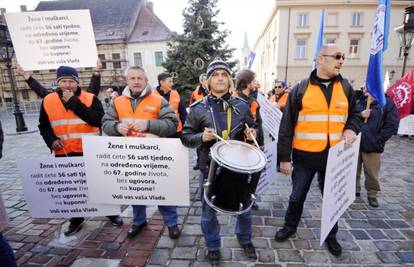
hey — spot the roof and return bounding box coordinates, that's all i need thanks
[128,4,171,43]
[35,0,171,44]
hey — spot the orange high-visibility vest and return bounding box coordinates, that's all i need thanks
[43,91,99,155]
[232,91,259,121]
[278,92,288,109]
[114,94,163,137]
[270,92,288,107]
[293,82,348,152]
[190,87,204,104]
[153,89,183,132]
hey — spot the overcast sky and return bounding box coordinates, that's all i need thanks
[1,0,275,59]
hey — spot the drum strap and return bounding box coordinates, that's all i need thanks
[209,99,232,140]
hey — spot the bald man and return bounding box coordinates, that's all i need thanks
[275,44,362,256]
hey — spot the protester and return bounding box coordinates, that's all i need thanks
[181,59,259,264]
[190,74,209,171]
[0,192,16,267]
[189,74,208,105]
[234,69,264,210]
[104,88,118,107]
[16,59,103,98]
[155,72,187,137]
[38,65,123,236]
[356,89,399,207]
[250,79,261,100]
[101,66,180,239]
[234,69,264,145]
[0,120,17,267]
[275,44,361,256]
[269,80,289,112]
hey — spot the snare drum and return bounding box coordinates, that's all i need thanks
[204,140,266,215]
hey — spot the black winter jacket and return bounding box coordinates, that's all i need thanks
[38,87,104,150]
[181,93,257,174]
[358,96,399,153]
[278,70,362,170]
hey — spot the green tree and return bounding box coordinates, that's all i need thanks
[163,0,236,102]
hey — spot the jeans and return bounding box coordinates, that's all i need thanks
[201,198,252,251]
[197,171,205,200]
[132,205,177,227]
[0,233,16,267]
[284,165,338,237]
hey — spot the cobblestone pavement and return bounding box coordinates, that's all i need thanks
[1,115,414,267]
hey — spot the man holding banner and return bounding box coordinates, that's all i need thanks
[38,66,123,236]
[101,66,180,239]
[275,44,361,256]
[16,59,103,98]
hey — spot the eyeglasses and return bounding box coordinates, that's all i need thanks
[322,53,345,60]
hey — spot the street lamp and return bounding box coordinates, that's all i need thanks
[0,23,28,132]
[395,6,414,77]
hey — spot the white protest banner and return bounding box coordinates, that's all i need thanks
[5,10,97,70]
[255,140,278,195]
[398,115,414,135]
[16,157,120,218]
[82,136,190,206]
[257,93,283,141]
[320,133,361,245]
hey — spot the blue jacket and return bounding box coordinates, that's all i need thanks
[358,95,399,153]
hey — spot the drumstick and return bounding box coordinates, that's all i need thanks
[213,132,230,145]
[244,123,260,149]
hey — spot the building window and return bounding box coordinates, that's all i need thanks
[112,53,121,69]
[134,52,143,67]
[21,90,29,100]
[326,13,338,27]
[349,39,360,58]
[398,46,404,58]
[295,39,307,59]
[155,51,164,67]
[298,13,308,27]
[325,38,336,44]
[98,54,106,69]
[352,13,362,26]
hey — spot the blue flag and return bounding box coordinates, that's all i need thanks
[312,9,325,69]
[365,0,390,108]
[248,50,256,69]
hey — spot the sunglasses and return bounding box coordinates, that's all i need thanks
[322,53,345,60]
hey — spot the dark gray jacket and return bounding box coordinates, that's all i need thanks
[181,93,257,174]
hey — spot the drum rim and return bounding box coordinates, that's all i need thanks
[210,140,266,173]
[203,190,256,215]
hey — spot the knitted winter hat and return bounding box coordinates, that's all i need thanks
[56,66,79,83]
[206,58,231,79]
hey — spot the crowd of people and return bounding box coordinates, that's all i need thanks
[0,43,402,265]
